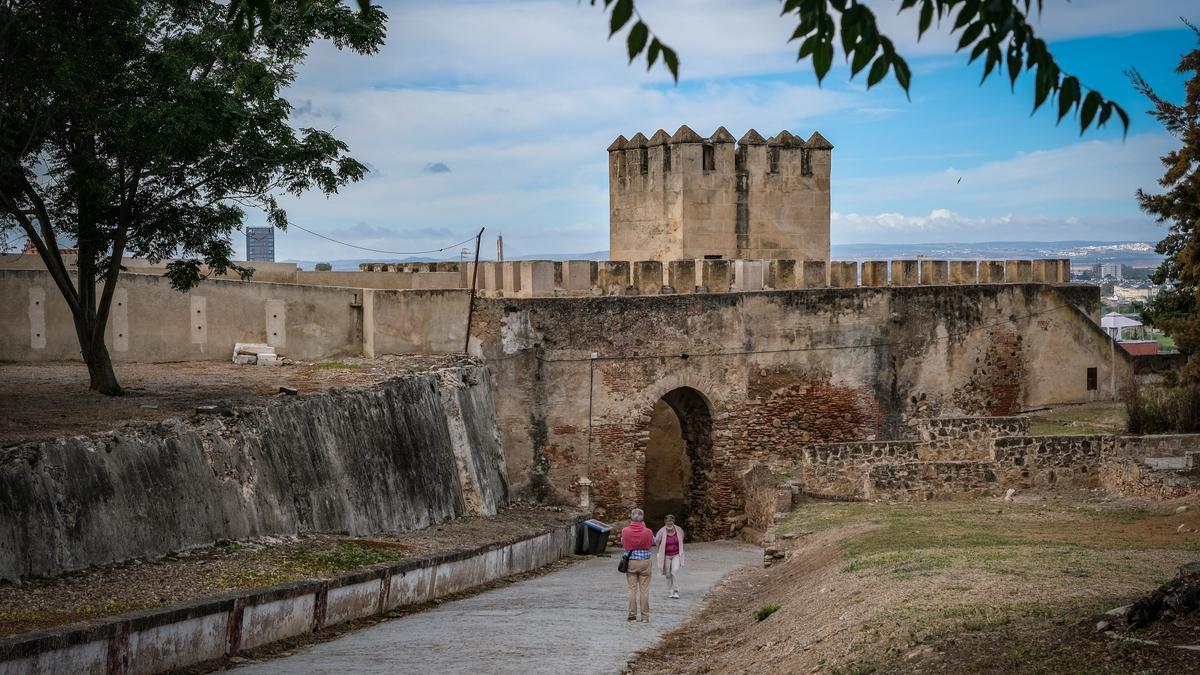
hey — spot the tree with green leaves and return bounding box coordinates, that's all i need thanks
[314,262,333,271]
[0,0,385,394]
[1131,22,1200,379]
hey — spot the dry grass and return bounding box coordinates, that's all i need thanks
[632,493,1200,674]
[1023,401,1126,436]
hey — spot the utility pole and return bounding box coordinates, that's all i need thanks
[463,227,485,354]
[496,235,504,262]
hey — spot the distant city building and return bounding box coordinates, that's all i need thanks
[1092,262,1122,279]
[246,227,275,262]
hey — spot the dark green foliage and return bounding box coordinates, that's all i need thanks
[1125,384,1200,435]
[756,603,781,621]
[314,261,333,271]
[0,0,385,393]
[1131,22,1200,380]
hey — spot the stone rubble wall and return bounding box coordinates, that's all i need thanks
[1099,458,1200,500]
[797,421,1200,500]
[802,441,922,495]
[0,365,509,581]
[910,416,1030,461]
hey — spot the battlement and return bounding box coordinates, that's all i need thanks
[465,257,1072,298]
[608,125,832,264]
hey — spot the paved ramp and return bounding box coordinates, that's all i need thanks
[236,541,759,675]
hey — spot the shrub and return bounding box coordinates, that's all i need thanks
[1126,384,1200,434]
[756,603,781,622]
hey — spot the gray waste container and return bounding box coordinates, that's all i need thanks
[580,519,612,555]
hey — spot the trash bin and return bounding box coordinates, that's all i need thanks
[582,518,612,555]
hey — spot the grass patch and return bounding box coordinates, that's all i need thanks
[280,542,404,576]
[755,603,781,621]
[1028,422,1115,436]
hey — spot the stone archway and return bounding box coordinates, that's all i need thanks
[643,387,718,539]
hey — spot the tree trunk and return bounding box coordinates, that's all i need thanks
[82,335,123,395]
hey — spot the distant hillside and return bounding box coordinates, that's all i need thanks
[286,242,1162,271]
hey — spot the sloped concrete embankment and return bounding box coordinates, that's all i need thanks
[0,365,508,581]
[0,518,581,675]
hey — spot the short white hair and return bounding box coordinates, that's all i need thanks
[630,508,644,521]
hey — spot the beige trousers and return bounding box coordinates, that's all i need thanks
[626,558,651,618]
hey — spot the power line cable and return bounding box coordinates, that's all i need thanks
[286,222,479,257]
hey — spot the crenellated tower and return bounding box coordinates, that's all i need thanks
[608,125,832,263]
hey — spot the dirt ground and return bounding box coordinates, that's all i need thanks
[0,355,465,446]
[630,491,1200,674]
[0,506,576,637]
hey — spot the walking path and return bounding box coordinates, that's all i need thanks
[235,541,759,675]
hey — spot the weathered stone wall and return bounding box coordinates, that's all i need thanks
[1099,458,1200,500]
[608,126,832,263]
[803,442,921,495]
[866,461,999,499]
[0,365,508,580]
[990,435,1106,488]
[802,432,1200,500]
[473,283,1130,537]
[910,416,1029,461]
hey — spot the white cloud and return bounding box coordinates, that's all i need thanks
[837,134,1173,215]
[252,1,1187,260]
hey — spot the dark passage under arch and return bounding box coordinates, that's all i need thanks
[643,387,717,539]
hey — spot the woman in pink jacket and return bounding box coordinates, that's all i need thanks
[654,514,685,599]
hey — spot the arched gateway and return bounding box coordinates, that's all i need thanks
[642,387,720,539]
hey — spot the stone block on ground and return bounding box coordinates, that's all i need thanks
[234,343,275,356]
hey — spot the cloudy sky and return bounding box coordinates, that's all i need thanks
[254,0,1197,261]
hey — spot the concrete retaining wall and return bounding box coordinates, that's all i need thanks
[0,269,472,362]
[0,517,581,675]
[0,366,508,580]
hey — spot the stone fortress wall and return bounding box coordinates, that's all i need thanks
[607,126,832,263]
[458,256,1071,297]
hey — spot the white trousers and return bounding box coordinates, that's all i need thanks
[663,555,681,593]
